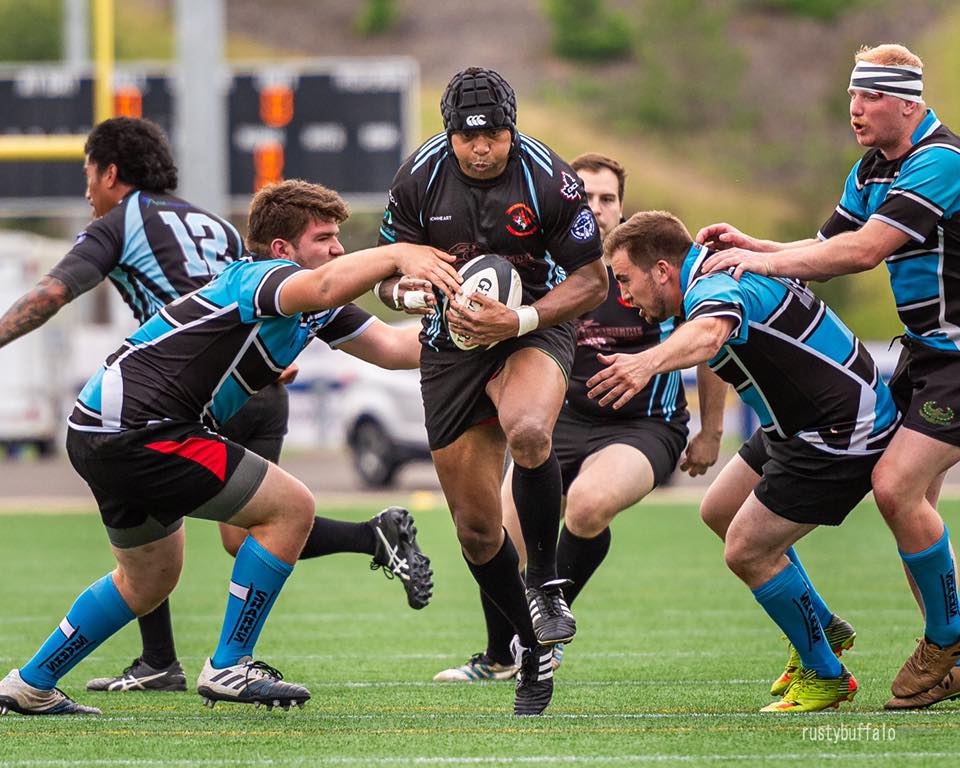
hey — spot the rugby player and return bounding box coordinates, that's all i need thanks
[699,43,960,709]
[0,178,457,714]
[375,68,608,714]
[590,211,899,712]
[0,121,436,695]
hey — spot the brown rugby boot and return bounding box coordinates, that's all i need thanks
[891,636,960,698]
[885,667,960,710]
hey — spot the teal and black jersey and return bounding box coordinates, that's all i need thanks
[680,244,899,455]
[819,109,960,352]
[49,191,245,325]
[68,259,373,433]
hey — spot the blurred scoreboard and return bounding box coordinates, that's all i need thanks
[0,58,417,213]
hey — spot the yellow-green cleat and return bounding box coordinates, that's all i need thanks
[761,665,858,713]
[770,614,856,697]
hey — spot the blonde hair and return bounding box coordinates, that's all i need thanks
[855,44,923,70]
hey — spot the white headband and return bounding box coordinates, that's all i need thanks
[849,61,923,102]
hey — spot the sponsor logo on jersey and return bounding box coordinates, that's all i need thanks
[232,589,270,645]
[388,189,397,206]
[798,592,823,644]
[570,209,597,241]
[42,632,91,675]
[946,570,960,620]
[574,318,649,350]
[465,114,487,127]
[920,400,955,426]
[429,215,452,222]
[73,231,88,246]
[505,203,538,237]
[560,171,580,201]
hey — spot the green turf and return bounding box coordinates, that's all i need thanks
[1,497,959,767]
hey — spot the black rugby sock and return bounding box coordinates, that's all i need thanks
[512,452,563,589]
[299,515,377,559]
[138,599,178,669]
[556,525,612,607]
[479,588,516,664]
[465,532,537,648]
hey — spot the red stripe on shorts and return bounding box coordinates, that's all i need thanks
[145,437,228,482]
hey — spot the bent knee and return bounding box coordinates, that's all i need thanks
[454,516,503,561]
[564,494,616,538]
[505,418,553,465]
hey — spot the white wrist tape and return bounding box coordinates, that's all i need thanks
[403,290,429,309]
[513,305,539,337]
[373,280,384,300]
[391,281,401,310]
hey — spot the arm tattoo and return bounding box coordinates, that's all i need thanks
[0,276,71,350]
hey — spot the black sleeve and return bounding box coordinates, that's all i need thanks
[314,304,376,347]
[251,263,305,318]
[377,158,428,246]
[47,213,124,298]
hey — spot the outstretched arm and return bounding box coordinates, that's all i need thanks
[586,316,734,410]
[279,243,459,315]
[701,219,910,281]
[695,222,816,253]
[0,276,73,350]
[339,321,421,370]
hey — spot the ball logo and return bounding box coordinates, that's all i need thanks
[465,114,487,127]
[505,203,539,237]
[570,209,597,241]
[477,277,493,294]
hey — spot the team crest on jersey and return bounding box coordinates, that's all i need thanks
[570,209,597,241]
[505,203,539,237]
[920,400,955,426]
[560,171,580,201]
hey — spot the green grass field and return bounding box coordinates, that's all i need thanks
[1,496,959,767]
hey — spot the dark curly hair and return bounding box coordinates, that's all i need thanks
[84,117,178,193]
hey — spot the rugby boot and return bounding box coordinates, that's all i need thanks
[885,666,960,709]
[0,669,100,716]
[370,506,434,609]
[761,665,858,713]
[511,636,554,716]
[196,657,310,710]
[526,578,576,645]
[433,652,518,682]
[86,656,187,692]
[771,614,857,697]
[892,635,960,698]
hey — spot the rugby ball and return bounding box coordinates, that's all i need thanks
[444,254,523,351]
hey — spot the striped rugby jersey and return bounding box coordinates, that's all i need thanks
[819,109,960,352]
[680,244,899,455]
[378,132,602,353]
[68,259,373,433]
[50,191,245,324]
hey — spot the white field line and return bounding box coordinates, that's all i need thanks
[2,754,957,767]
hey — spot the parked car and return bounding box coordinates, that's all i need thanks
[337,358,430,487]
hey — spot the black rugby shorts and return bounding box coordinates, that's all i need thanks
[67,421,268,548]
[420,322,576,450]
[888,336,960,448]
[737,429,879,526]
[552,405,688,494]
